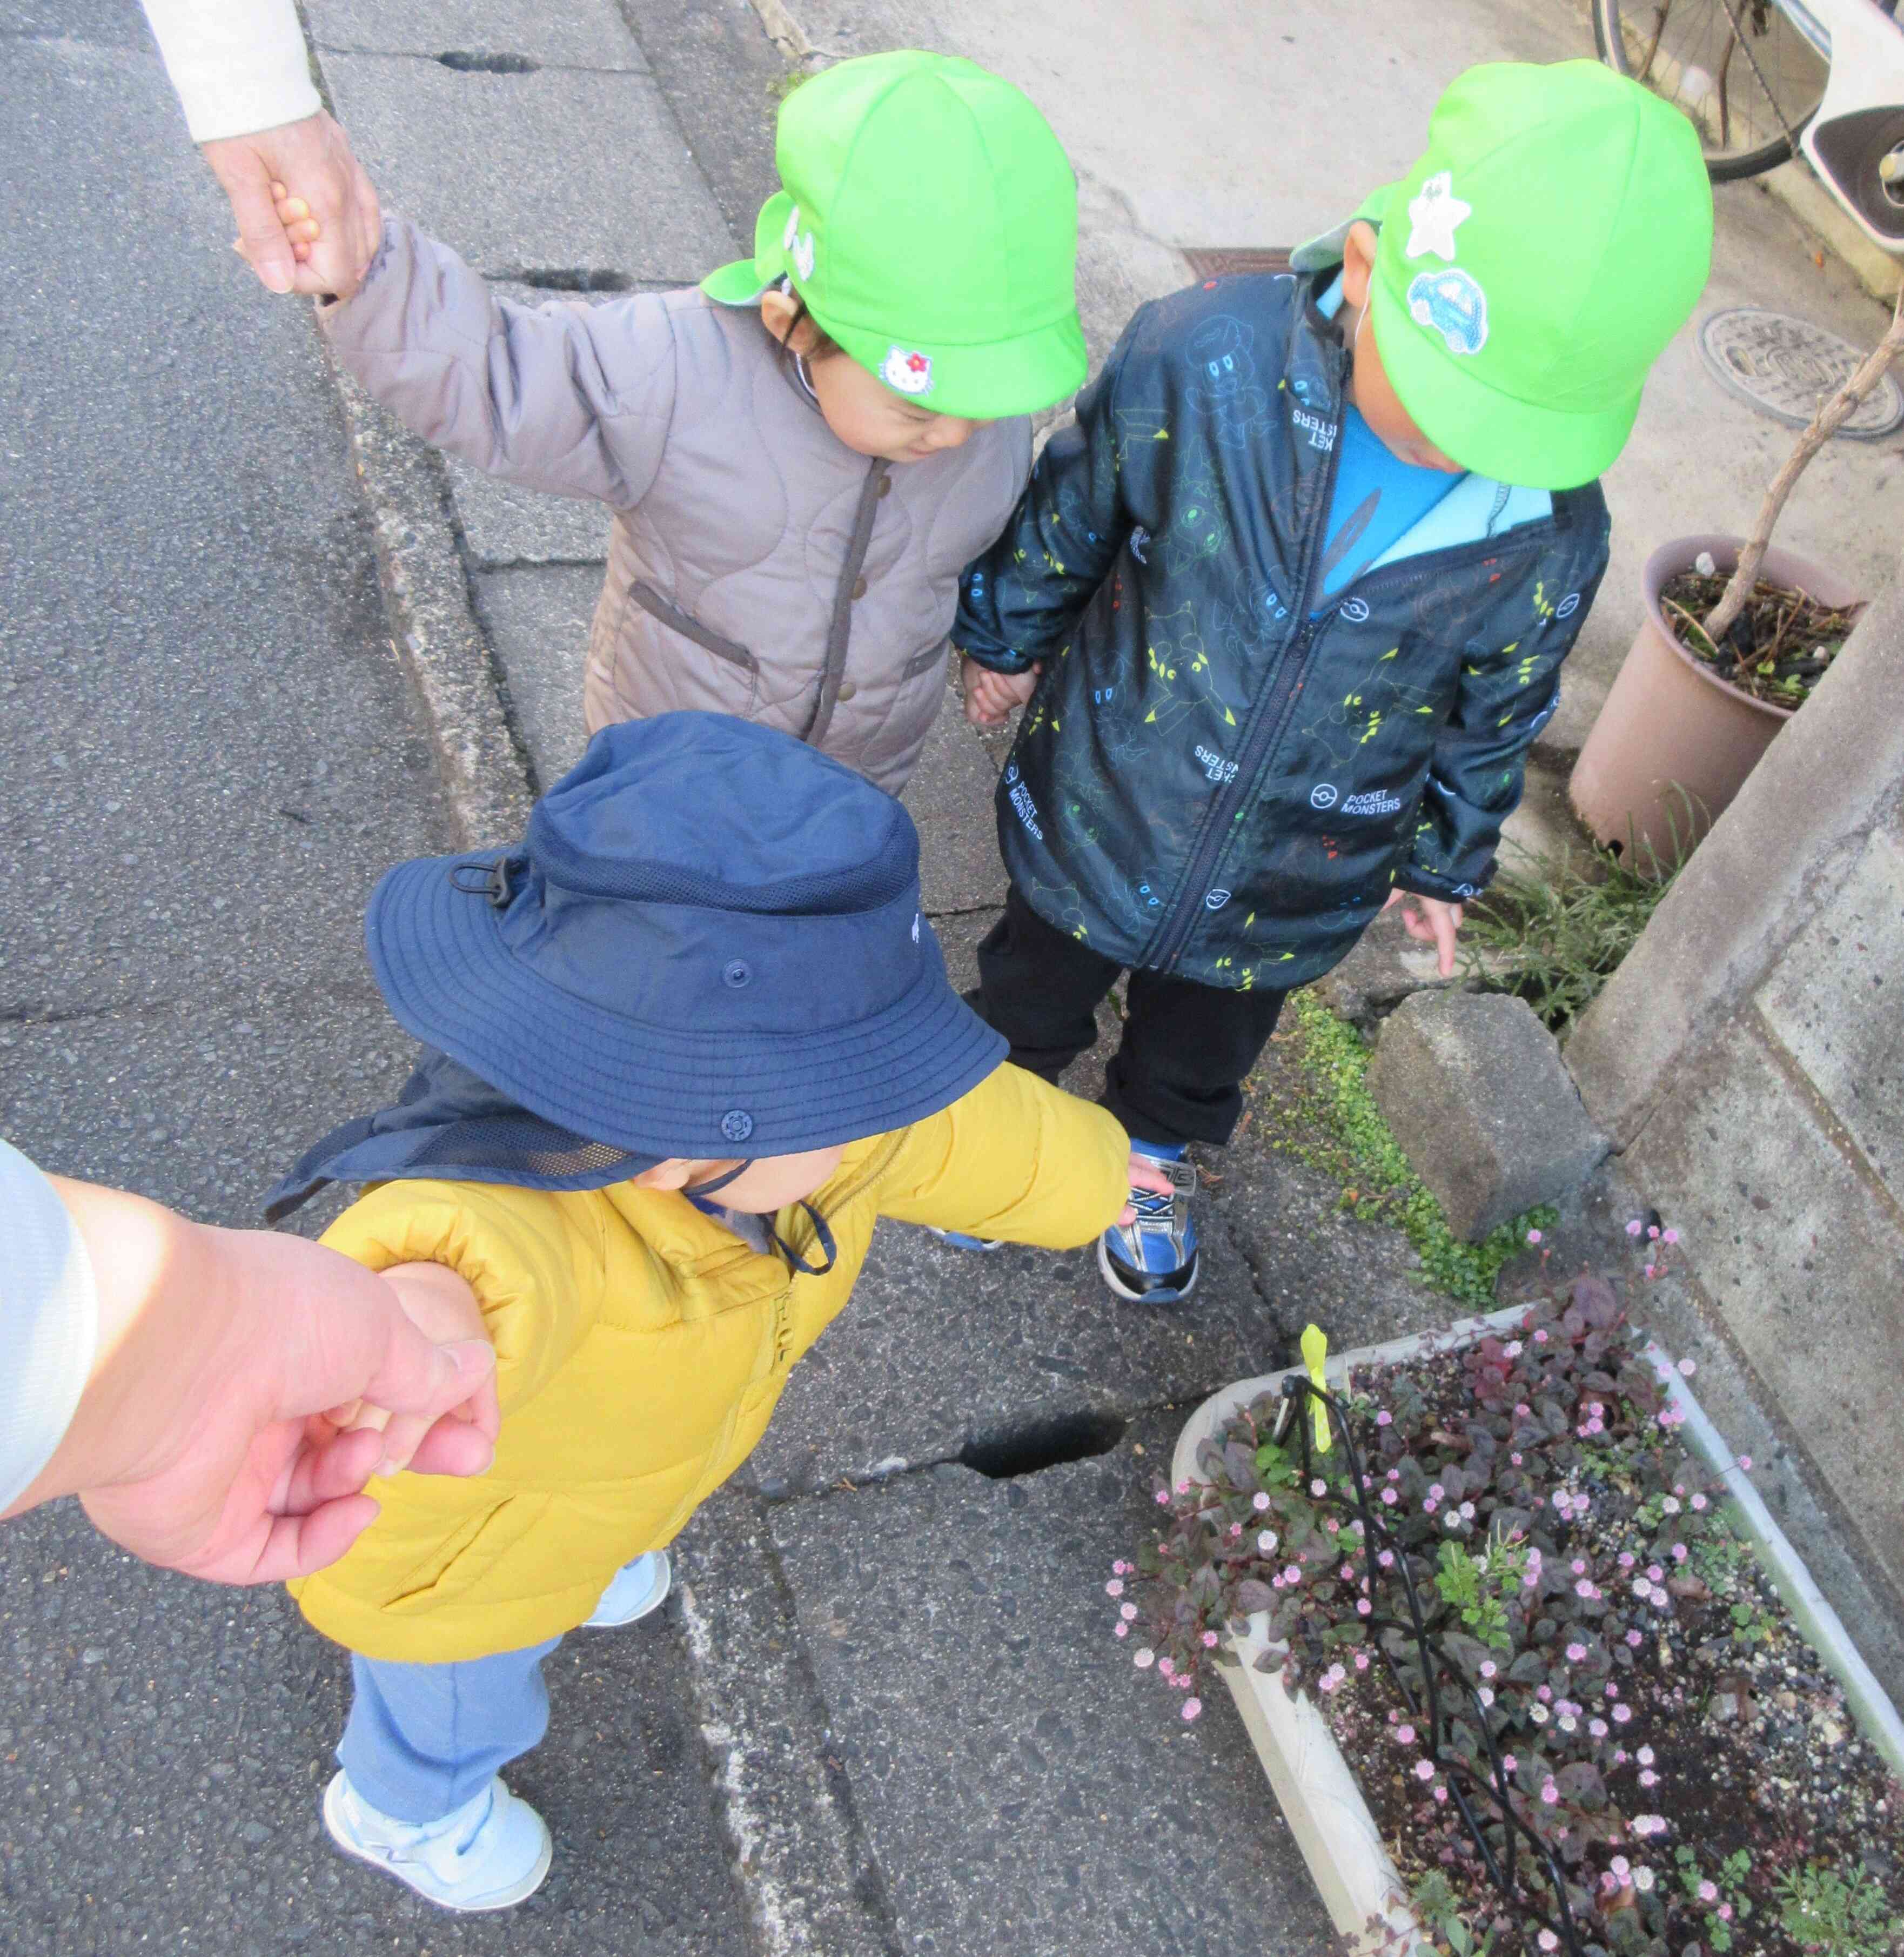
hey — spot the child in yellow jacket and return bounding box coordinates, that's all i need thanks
[265,711,1152,1911]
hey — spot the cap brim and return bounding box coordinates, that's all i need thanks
[1371,277,1634,491]
[701,257,776,306]
[365,851,1008,1160]
[822,307,1088,420]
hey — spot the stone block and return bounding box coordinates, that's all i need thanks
[767,1410,1334,1956]
[1623,1016,1904,1604]
[305,0,649,68]
[1756,826,1904,1201]
[320,56,734,281]
[449,458,615,569]
[1366,991,1608,1242]
[474,564,602,792]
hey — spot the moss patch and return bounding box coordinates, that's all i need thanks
[1242,991,1552,1310]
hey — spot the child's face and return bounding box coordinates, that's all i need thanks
[760,291,983,465]
[632,1146,847,1214]
[1338,222,1464,475]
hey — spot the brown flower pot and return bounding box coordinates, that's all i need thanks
[1568,535,1861,869]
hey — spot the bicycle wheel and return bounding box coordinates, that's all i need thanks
[1593,0,1827,180]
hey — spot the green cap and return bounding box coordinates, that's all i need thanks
[701,51,1086,419]
[1366,60,1713,489]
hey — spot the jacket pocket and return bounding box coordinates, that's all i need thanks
[627,581,760,674]
[901,638,952,682]
[383,1493,555,1614]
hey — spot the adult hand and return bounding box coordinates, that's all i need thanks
[8,1180,497,1585]
[1383,886,1466,978]
[201,110,381,299]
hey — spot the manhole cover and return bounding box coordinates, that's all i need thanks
[1182,247,1293,280]
[1698,307,1904,439]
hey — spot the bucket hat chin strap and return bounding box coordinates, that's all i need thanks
[768,1203,837,1277]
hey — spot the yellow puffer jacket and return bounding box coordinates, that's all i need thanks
[289,1064,1128,1663]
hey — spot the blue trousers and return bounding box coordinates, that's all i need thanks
[338,1636,564,1823]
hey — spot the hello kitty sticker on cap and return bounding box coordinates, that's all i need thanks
[882,346,934,396]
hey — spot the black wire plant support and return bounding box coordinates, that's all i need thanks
[1264,1370,1593,1957]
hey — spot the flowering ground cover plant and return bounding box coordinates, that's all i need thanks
[1117,1267,1904,1957]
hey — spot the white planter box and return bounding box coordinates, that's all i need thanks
[1171,1306,1904,1956]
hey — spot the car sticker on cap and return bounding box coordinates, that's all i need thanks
[1406,268,1489,357]
[882,346,934,396]
[1404,171,1471,262]
[782,205,816,282]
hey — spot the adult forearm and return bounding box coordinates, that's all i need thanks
[140,0,320,142]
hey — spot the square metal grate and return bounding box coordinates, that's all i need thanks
[1181,247,1293,280]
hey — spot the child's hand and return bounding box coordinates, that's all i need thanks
[326,1262,500,1478]
[1383,887,1466,978]
[269,180,323,265]
[961,654,1040,728]
[1119,1155,1177,1227]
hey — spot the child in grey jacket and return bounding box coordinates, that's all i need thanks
[298,52,1086,793]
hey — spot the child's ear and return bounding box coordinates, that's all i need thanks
[759,287,817,354]
[1339,220,1379,312]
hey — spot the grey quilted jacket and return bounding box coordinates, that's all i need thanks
[321,219,1033,792]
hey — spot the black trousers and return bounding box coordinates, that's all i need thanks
[969,884,1289,1149]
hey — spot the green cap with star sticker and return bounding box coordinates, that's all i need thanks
[701,50,1086,420]
[1367,60,1713,490]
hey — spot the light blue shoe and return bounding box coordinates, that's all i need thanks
[323,1772,552,1912]
[927,1227,1003,1251]
[582,1550,671,1628]
[1098,1150,1199,1303]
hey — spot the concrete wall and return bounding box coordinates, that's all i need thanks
[1568,555,1904,1611]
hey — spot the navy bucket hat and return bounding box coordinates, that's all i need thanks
[270,714,1005,1217]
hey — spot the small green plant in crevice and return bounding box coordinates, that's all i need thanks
[1771,1859,1904,1956]
[1433,1525,1531,1651]
[1459,835,1686,1039]
[1248,991,1554,1309]
[1674,1845,1755,1952]
[1412,1868,1500,1956]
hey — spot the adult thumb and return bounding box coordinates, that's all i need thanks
[219,157,296,294]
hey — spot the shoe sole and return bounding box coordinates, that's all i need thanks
[582,1550,672,1629]
[323,1777,552,1912]
[1097,1239,1199,1304]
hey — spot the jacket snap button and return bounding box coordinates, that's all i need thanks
[836,681,857,702]
[721,1109,754,1143]
[722,960,751,988]
[852,576,868,600]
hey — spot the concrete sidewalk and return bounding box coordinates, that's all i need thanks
[2,2,1891,1953]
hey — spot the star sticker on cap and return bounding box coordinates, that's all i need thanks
[1404,171,1471,261]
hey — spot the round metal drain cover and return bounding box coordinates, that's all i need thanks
[1698,307,1904,439]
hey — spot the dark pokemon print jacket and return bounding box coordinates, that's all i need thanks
[954,270,1611,993]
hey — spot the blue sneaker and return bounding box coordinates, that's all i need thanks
[927,1227,1004,1251]
[582,1550,671,1628]
[1098,1150,1199,1302]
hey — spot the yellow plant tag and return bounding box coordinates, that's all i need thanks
[1300,1323,1332,1455]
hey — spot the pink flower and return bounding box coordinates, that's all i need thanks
[1632,1814,1665,1838]
[1691,1493,1708,1511]
[1229,1522,1243,1537]
[1538,1932,1559,1953]
[1310,1478,1328,1498]
[1479,1661,1497,1679]
[1201,1629,1219,1648]
[1534,1329,1549,1343]
[1636,1747,1655,1767]
[1257,1529,1277,1554]
[1626,1629,1643,1647]
[1618,1551,1636,1568]
[1626,1218,1644,1237]
[1284,1565,1303,1585]
[1432,1785,1448,1804]
[1106,1579,1124,1597]
[1112,1559,1131,1575]
[1719,1904,1733,1922]
[1429,1483,1445,1501]
[1357,1599,1372,1616]
[1510,1452,1523,1466]
[1120,1602,1137,1621]
[1501,1754,1517,1774]
[1537,1685,1553,1703]
[1380,1488,1397,1506]
[1646,1564,1664,1582]
[1671,1542,1688,1563]
[1423,1499,1438,1514]
[1414,1760,1435,1781]
[1378,1550,1395,1568]
[1526,1229,1543,1245]
[1181,1698,1202,1721]
[1541,1781,1560,1806]
[1678,1357,1697,1377]
[1699,1881,1718,1903]
[1375,1410,1392,1426]
[1354,1652,1370,1671]
[1133,1647,1155,1669]
[1639,1768,1659,1787]
[1576,1579,1598,1599]
[1613,1704,1633,1724]
[1252,1491,1271,1511]
[1394,1723,1417,1746]
[1566,1642,1587,1662]
[1158,1656,1175,1679]
[1155,1489,1170,1505]
[1662,1228,1679,1244]
[1175,1479,1191,1494]
[1572,1559,1587,1574]
[1590,1718,1608,1739]
[1114,1622,1129,1639]
[1737,1455,1752,1471]
[1611,1856,1630,1879]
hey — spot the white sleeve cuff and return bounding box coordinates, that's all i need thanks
[140,0,323,143]
[0,1141,99,1511]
